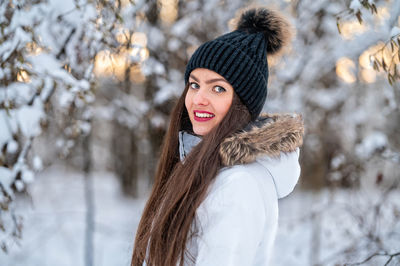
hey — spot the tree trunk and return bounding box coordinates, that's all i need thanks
[83,129,94,266]
[112,121,139,197]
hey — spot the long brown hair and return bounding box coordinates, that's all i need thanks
[131,84,251,266]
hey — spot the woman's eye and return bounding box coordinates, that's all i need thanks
[189,82,199,89]
[214,86,226,93]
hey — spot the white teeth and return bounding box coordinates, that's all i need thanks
[195,112,214,118]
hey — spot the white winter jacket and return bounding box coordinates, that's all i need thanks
[179,113,304,266]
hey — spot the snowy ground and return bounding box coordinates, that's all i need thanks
[0,165,399,266]
[0,165,146,266]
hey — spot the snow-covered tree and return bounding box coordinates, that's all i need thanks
[0,0,143,253]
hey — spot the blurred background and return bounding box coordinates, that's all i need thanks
[0,0,400,265]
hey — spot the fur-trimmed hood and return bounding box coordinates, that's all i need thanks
[219,113,304,199]
[219,113,304,166]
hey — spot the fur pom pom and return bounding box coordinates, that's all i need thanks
[236,8,292,55]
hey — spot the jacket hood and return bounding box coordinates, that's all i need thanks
[219,113,304,198]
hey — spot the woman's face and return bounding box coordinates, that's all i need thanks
[185,68,234,136]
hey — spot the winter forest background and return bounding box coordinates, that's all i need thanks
[1,0,400,265]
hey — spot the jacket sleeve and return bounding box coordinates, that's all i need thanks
[193,169,269,266]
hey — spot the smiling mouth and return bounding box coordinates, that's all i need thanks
[194,111,215,121]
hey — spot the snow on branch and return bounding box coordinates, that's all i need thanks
[336,0,400,84]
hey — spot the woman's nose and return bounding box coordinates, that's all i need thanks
[193,89,209,105]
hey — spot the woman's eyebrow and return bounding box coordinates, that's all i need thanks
[189,74,229,84]
[189,74,200,82]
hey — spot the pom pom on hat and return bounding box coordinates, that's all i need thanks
[236,7,292,55]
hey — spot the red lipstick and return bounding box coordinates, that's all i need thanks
[193,110,215,122]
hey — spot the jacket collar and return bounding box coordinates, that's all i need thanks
[178,131,202,161]
[179,113,304,165]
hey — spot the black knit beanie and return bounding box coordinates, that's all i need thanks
[184,8,291,120]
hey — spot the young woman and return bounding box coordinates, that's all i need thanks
[131,7,304,266]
